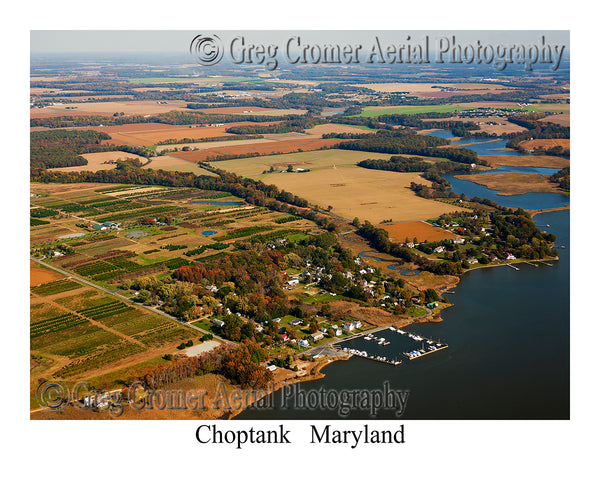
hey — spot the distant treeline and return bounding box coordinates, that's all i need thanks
[225,117,326,135]
[30,110,310,129]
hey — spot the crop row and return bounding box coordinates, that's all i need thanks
[55,342,146,378]
[31,313,88,338]
[185,242,229,257]
[31,279,81,296]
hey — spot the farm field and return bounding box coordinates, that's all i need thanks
[30,183,319,287]
[194,106,307,116]
[30,100,192,118]
[30,276,196,390]
[30,261,63,286]
[543,113,570,126]
[171,137,342,163]
[518,138,570,150]
[454,172,563,196]
[354,82,515,97]
[143,155,219,174]
[258,164,470,223]
[207,149,393,178]
[380,221,460,243]
[93,122,263,146]
[155,138,274,153]
[356,104,472,117]
[51,151,149,173]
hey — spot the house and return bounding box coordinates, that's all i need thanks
[426,302,438,309]
[289,318,303,326]
[467,257,478,264]
[281,333,290,342]
[434,246,445,254]
[332,328,342,337]
[309,332,324,342]
[211,318,225,328]
[92,224,107,231]
[453,238,465,244]
[266,365,277,372]
[272,317,282,324]
[287,279,299,286]
[506,253,516,260]
[342,322,355,332]
[298,339,309,348]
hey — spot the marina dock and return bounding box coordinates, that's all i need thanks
[335,326,448,366]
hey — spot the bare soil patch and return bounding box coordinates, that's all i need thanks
[30,263,63,286]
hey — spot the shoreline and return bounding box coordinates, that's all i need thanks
[527,205,570,217]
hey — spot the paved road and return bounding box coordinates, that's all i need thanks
[30,256,230,344]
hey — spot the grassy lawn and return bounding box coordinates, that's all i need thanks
[407,306,427,317]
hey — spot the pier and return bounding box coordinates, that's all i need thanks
[333,326,448,366]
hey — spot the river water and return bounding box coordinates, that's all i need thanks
[236,132,570,420]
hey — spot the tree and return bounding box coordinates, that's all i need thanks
[308,320,319,334]
[287,164,294,172]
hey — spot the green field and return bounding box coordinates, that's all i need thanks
[356,105,473,117]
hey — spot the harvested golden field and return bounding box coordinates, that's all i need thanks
[195,106,307,116]
[454,172,563,196]
[143,155,218,175]
[155,138,274,154]
[519,138,570,150]
[30,262,63,286]
[171,138,342,163]
[381,221,459,243]
[207,149,393,178]
[355,82,514,97]
[30,100,191,117]
[261,165,470,223]
[51,151,148,173]
[94,122,260,146]
[480,154,570,169]
[543,113,570,127]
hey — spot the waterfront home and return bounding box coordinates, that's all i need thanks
[309,332,324,342]
[506,253,516,260]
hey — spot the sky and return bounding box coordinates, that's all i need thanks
[30,30,569,54]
